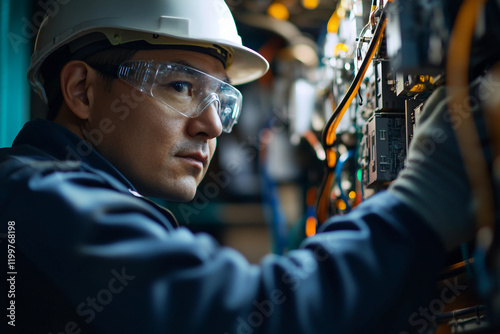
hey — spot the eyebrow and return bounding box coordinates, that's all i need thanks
[172,60,231,84]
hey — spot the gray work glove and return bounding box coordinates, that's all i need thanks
[389,85,486,251]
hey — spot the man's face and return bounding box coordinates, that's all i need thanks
[88,49,226,201]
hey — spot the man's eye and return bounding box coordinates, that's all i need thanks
[170,81,193,95]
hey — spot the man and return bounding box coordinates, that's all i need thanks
[0,0,494,333]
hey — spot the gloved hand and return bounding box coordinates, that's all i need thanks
[388,84,489,251]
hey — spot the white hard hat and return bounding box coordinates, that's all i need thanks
[28,0,269,103]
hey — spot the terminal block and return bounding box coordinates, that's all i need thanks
[361,112,406,189]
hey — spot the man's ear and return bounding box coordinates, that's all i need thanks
[60,61,96,120]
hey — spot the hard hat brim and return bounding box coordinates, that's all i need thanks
[224,43,269,86]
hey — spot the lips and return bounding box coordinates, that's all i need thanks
[176,151,208,169]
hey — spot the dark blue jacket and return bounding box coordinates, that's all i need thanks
[0,119,444,334]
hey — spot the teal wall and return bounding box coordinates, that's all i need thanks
[0,0,31,148]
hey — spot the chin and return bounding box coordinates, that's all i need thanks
[162,192,197,203]
[137,182,198,202]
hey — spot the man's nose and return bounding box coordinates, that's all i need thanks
[188,98,223,138]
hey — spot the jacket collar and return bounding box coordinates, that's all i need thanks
[12,119,136,191]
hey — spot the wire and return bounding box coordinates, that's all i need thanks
[315,7,388,224]
[323,12,387,153]
[356,23,370,63]
[446,0,493,233]
[446,0,499,305]
[315,171,335,224]
[434,304,488,324]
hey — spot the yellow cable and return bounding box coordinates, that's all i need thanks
[315,14,388,224]
[446,0,494,232]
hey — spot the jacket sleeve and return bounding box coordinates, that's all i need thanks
[1,158,444,334]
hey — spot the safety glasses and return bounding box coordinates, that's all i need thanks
[93,60,243,133]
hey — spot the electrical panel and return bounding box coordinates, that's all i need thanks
[295,0,499,332]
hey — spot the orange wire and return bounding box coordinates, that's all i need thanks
[315,16,388,224]
[446,0,494,232]
[316,172,335,224]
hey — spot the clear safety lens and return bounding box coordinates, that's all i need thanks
[116,60,242,133]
